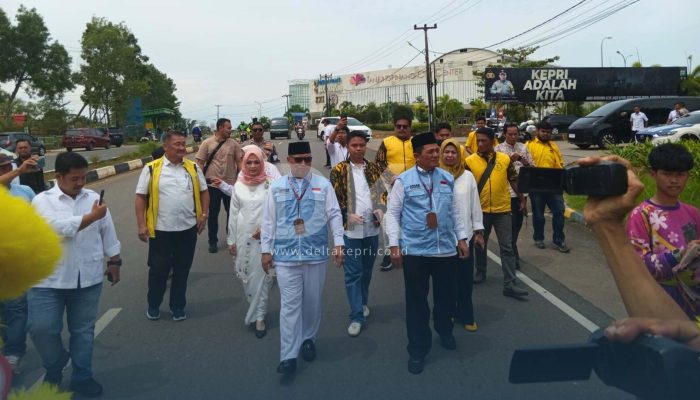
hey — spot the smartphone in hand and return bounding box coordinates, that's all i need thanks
[99,189,105,205]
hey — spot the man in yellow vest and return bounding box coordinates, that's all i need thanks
[465,128,528,298]
[526,121,569,253]
[375,114,415,271]
[135,131,210,322]
[465,117,498,156]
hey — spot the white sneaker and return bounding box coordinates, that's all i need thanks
[5,355,21,374]
[363,305,370,318]
[347,321,362,337]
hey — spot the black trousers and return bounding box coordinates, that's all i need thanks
[207,186,231,245]
[511,197,525,268]
[403,255,457,359]
[147,226,197,310]
[455,240,475,324]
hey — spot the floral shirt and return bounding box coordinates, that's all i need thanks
[626,199,700,317]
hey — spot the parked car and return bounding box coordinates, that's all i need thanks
[269,118,290,140]
[315,117,372,141]
[107,128,124,147]
[62,128,112,151]
[635,110,700,144]
[542,114,578,136]
[567,96,700,149]
[0,132,46,156]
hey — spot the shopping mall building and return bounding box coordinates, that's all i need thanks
[288,47,503,119]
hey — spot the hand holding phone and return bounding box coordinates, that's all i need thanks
[99,189,105,205]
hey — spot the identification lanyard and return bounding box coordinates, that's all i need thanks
[288,176,309,217]
[416,167,434,211]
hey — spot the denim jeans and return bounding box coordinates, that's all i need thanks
[343,235,379,323]
[530,193,566,246]
[27,283,102,382]
[207,186,231,245]
[0,294,28,357]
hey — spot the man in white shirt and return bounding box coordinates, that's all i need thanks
[322,119,333,168]
[667,102,685,124]
[261,141,344,375]
[29,151,122,397]
[135,131,209,323]
[326,125,349,168]
[630,106,649,134]
[330,131,386,337]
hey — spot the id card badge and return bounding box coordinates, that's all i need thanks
[426,212,438,230]
[294,218,306,235]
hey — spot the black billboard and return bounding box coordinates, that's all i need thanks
[484,67,687,103]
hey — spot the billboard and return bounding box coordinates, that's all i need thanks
[484,67,687,103]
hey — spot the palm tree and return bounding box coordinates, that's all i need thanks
[682,66,700,96]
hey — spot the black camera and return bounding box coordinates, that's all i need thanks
[518,161,628,196]
[509,328,700,399]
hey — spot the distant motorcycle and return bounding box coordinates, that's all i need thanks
[295,126,305,140]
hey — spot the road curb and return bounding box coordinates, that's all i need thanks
[47,145,197,187]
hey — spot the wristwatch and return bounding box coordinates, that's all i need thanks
[107,258,122,267]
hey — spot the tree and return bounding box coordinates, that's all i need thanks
[284,104,308,120]
[411,101,429,123]
[362,102,382,124]
[435,95,465,123]
[76,17,149,127]
[0,6,74,119]
[682,66,700,96]
[140,64,180,118]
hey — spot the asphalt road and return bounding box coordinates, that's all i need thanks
[44,144,141,171]
[13,138,633,399]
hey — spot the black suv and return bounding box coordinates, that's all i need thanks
[106,128,124,147]
[542,115,579,135]
[0,132,46,155]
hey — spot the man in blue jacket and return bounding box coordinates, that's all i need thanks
[385,132,469,374]
[261,141,345,374]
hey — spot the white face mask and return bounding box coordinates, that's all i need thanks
[290,164,311,178]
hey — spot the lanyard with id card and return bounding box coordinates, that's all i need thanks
[417,168,437,230]
[289,177,309,235]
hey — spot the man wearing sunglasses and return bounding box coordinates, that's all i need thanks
[375,112,416,271]
[246,121,280,163]
[261,141,345,375]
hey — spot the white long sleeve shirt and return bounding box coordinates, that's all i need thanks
[326,139,348,168]
[260,173,345,267]
[32,185,121,289]
[384,167,467,251]
[453,171,484,242]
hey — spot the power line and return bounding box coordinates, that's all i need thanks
[435,0,482,24]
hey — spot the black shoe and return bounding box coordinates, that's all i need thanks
[69,378,103,398]
[474,269,486,284]
[503,281,529,298]
[277,358,297,374]
[440,334,457,350]
[255,321,267,339]
[208,243,218,253]
[407,356,424,374]
[300,339,316,362]
[380,255,393,271]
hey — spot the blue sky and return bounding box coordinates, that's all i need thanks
[2,0,695,124]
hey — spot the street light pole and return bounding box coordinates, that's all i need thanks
[616,50,627,67]
[254,101,262,120]
[282,94,291,113]
[600,36,612,67]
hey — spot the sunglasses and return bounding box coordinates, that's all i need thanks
[292,156,313,164]
[252,128,263,132]
[395,124,409,130]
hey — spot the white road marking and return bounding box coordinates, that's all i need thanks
[30,308,122,390]
[487,250,600,333]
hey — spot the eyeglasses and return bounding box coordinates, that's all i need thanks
[292,156,313,164]
[252,128,263,132]
[395,124,409,130]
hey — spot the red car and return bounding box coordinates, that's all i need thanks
[63,128,112,151]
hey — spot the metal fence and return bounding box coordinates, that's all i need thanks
[333,79,481,107]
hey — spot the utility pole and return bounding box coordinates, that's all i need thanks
[215,104,221,120]
[282,94,291,113]
[415,23,437,131]
[320,74,333,117]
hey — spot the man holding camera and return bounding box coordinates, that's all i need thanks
[527,121,569,253]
